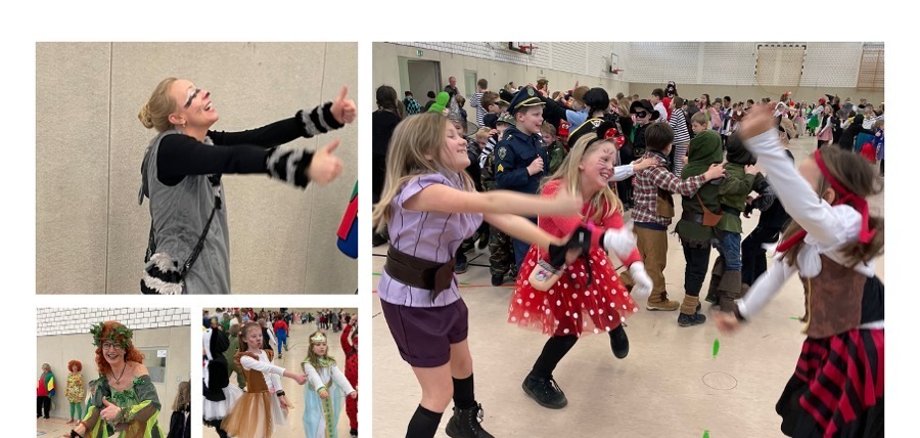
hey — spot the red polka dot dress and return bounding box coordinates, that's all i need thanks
[508,180,642,337]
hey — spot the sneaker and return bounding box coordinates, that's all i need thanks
[491,273,506,286]
[445,403,495,438]
[609,324,629,359]
[678,312,707,327]
[522,374,568,409]
[454,259,469,274]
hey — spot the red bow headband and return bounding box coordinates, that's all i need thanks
[776,149,876,253]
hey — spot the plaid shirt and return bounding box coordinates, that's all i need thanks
[631,151,707,226]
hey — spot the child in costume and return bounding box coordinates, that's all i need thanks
[66,360,86,424]
[676,112,724,320]
[715,104,884,437]
[67,321,164,438]
[37,363,55,420]
[166,381,190,438]
[341,316,359,437]
[703,133,760,314]
[372,100,581,438]
[302,331,357,438]
[222,322,307,438]
[628,122,725,324]
[508,122,654,409]
[203,324,243,438]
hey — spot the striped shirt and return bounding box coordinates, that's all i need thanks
[669,109,691,145]
[631,152,707,226]
[470,91,486,127]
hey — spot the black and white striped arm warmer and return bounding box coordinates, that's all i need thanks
[265,145,315,188]
[298,102,345,138]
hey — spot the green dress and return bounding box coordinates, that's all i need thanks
[81,375,163,438]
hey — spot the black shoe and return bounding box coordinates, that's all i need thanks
[372,232,388,247]
[678,312,707,327]
[522,374,568,409]
[491,273,506,286]
[350,429,358,437]
[609,324,629,359]
[454,259,469,274]
[445,403,495,438]
[477,233,490,250]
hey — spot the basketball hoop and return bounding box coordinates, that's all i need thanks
[508,42,537,55]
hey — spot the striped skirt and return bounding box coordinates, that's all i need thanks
[776,329,884,437]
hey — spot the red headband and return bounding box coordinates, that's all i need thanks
[776,149,876,253]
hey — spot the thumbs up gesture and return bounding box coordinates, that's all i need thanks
[330,86,356,124]
[307,139,344,185]
[100,398,122,421]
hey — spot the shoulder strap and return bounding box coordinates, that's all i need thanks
[179,196,221,279]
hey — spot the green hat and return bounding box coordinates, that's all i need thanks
[496,112,515,126]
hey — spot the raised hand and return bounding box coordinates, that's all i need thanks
[738,103,777,141]
[330,86,356,124]
[307,139,344,185]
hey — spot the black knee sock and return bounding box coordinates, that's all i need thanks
[452,374,476,410]
[406,405,443,438]
[531,335,578,378]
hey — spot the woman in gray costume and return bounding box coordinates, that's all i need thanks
[138,78,355,294]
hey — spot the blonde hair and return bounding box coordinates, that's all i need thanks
[544,133,622,223]
[372,113,474,233]
[138,77,179,132]
[173,381,190,411]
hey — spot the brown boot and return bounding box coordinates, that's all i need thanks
[704,256,724,305]
[677,295,707,327]
[717,271,744,315]
[647,291,680,311]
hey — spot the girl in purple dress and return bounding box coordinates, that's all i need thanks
[372,109,581,438]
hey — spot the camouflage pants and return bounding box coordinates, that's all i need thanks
[488,226,514,276]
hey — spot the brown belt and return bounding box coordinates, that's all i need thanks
[384,246,456,301]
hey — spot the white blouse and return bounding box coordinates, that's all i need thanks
[736,130,879,324]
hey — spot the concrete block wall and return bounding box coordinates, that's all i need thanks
[37,42,358,294]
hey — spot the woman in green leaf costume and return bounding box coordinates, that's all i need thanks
[65,321,163,438]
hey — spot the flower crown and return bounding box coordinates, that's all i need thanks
[90,322,133,349]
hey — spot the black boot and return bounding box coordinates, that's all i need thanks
[522,373,567,409]
[609,324,629,359]
[445,403,494,438]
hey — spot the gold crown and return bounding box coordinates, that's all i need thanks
[310,333,327,344]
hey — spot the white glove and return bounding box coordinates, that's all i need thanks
[602,222,637,260]
[629,262,653,300]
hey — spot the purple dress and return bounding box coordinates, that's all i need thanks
[378,172,483,308]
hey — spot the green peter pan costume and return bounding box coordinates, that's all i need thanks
[676,130,724,243]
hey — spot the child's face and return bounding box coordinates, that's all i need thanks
[798,157,831,201]
[691,121,707,134]
[438,120,470,172]
[312,341,328,356]
[244,327,263,350]
[496,123,510,136]
[516,107,544,135]
[579,142,617,193]
[541,131,556,145]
